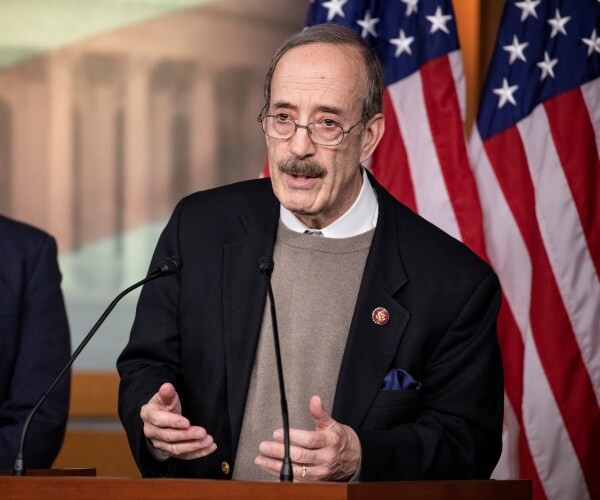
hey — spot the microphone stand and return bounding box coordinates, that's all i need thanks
[12,256,182,476]
[259,256,293,482]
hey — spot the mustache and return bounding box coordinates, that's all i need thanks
[278,158,327,178]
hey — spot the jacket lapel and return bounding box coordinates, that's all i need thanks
[332,180,410,428]
[222,196,279,450]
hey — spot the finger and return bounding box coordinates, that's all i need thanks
[140,405,190,430]
[156,383,179,410]
[254,455,283,478]
[177,442,218,460]
[152,437,217,460]
[309,395,336,431]
[145,423,207,443]
[259,439,321,467]
[272,428,327,450]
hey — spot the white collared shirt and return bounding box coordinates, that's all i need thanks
[280,168,378,238]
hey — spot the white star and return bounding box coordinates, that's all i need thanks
[426,6,452,34]
[582,29,600,56]
[356,10,380,38]
[503,35,529,64]
[547,9,571,38]
[515,0,541,22]
[537,51,558,80]
[322,0,347,22]
[493,78,519,108]
[390,29,415,56]
[401,0,419,16]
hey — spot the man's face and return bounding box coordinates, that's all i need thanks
[266,43,384,229]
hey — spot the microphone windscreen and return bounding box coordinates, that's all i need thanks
[258,256,274,276]
[158,256,183,276]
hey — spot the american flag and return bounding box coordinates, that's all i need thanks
[469,1,600,499]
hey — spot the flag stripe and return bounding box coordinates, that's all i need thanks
[581,79,600,157]
[387,68,461,241]
[483,127,600,495]
[519,104,600,405]
[371,90,417,212]
[448,49,466,121]
[544,85,600,278]
[420,53,486,258]
[522,331,590,500]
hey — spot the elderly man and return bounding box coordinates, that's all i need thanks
[118,23,503,482]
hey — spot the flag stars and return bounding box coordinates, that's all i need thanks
[357,10,379,38]
[547,9,570,38]
[322,0,347,22]
[503,35,529,64]
[390,29,415,56]
[426,6,453,34]
[537,51,558,80]
[515,0,541,22]
[401,0,419,16]
[582,29,600,56]
[493,78,519,108]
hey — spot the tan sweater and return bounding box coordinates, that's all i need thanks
[233,222,374,480]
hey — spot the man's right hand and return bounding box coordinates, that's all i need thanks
[140,382,217,460]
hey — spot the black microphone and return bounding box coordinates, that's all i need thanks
[258,256,293,482]
[12,255,183,476]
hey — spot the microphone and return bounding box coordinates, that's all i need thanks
[258,256,293,482]
[12,255,183,476]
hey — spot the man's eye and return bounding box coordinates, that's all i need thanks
[321,119,339,128]
[275,114,292,122]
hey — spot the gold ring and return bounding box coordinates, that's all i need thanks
[301,465,307,478]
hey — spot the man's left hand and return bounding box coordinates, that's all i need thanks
[255,395,361,481]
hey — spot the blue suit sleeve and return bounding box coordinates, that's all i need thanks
[0,233,71,469]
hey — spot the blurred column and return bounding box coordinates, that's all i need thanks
[123,55,152,231]
[189,62,218,191]
[47,51,76,251]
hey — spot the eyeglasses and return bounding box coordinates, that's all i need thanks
[258,114,363,146]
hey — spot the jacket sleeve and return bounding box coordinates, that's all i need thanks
[116,201,185,477]
[0,234,71,469]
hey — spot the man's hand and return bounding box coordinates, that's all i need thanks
[255,395,361,481]
[140,382,217,460]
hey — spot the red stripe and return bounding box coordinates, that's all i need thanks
[419,56,487,259]
[484,128,600,495]
[544,88,600,277]
[371,89,417,212]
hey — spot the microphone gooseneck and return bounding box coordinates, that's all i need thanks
[12,256,183,476]
[258,256,293,482]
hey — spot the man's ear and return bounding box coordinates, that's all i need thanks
[359,113,385,164]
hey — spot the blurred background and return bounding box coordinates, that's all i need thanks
[0,0,505,478]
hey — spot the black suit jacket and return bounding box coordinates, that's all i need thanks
[117,174,503,480]
[0,216,71,469]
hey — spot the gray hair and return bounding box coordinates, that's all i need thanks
[261,23,384,124]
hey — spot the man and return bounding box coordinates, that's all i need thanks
[118,23,503,481]
[0,215,71,469]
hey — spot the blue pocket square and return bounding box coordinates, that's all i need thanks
[381,368,422,390]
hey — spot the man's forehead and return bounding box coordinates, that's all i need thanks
[271,43,366,110]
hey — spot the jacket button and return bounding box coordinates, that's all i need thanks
[221,461,230,475]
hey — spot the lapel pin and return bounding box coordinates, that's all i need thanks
[371,307,390,325]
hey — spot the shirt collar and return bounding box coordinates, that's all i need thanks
[280,168,378,238]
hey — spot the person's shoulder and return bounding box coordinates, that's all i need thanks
[377,185,493,276]
[0,215,54,249]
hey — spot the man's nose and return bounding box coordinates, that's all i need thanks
[288,124,316,157]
